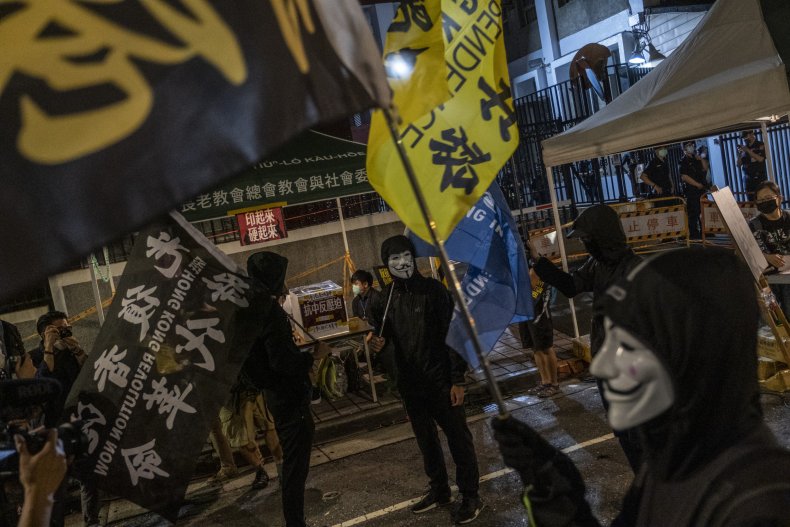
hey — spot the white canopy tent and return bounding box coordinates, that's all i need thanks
[537,0,790,338]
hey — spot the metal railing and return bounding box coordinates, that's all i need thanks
[718,123,790,195]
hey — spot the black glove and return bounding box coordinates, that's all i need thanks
[492,415,558,485]
[492,416,599,527]
[533,258,577,298]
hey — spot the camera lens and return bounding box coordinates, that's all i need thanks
[59,327,72,339]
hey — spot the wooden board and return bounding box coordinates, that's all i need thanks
[710,187,768,281]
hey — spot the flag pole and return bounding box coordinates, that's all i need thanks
[383,109,508,417]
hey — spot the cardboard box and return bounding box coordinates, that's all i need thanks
[288,281,348,339]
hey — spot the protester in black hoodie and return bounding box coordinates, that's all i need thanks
[243,251,330,527]
[493,248,790,526]
[532,204,642,470]
[369,235,482,524]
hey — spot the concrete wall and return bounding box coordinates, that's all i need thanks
[554,0,630,40]
[23,212,405,355]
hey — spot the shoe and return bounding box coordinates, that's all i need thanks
[252,467,270,490]
[453,496,484,524]
[527,383,549,396]
[311,386,322,405]
[208,466,238,484]
[411,489,454,514]
[537,384,560,398]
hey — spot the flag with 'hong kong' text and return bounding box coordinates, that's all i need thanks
[366,0,519,242]
[65,212,268,521]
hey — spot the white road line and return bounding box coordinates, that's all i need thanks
[328,432,615,527]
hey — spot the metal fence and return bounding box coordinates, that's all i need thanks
[499,63,653,213]
[718,122,790,197]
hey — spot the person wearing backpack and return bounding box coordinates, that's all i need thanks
[493,248,790,527]
[243,251,331,527]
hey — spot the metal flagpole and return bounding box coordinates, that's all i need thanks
[383,109,508,416]
[88,254,105,326]
[336,197,351,256]
[546,165,580,338]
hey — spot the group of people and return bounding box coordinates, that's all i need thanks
[8,174,790,527]
[633,130,767,239]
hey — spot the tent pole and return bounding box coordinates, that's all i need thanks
[546,164,580,339]
[760,121,776,183]
[383,109,508,416]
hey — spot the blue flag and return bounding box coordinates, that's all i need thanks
[410,183,533,368]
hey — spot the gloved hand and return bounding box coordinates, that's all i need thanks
[492,415,558,486]
[492,416,599,527]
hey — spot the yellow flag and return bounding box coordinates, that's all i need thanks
[367,0,519,242]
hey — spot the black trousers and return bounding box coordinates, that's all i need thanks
[686,191,703,239]
[402,388,479,498]
[269,398,314,527]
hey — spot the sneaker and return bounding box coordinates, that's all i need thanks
[252,467,270,490]
[537,384,560,398]
[208,466,238,484]
[453,496,484,524]
[311,386,322,405]
[411,490,454,514]
[527,383,549,396]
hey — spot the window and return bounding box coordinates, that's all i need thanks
[518,0,537,27]
[557,0,574,7]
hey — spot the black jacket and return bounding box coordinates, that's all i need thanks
[351,287,382,321]
[370,272,466,394]
[534,205,641,355]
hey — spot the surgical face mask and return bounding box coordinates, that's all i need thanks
[757,196,780,214]
[387,250,414,279]
[685,145,696,154]
[657,148,668,159]
[352,284,361,296]
[590,317,675,431]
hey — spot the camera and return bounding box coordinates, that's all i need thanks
[0,421,86,469]
[0,379,88,477]
[58,326,73,339]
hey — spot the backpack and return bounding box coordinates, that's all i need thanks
[317,354,348,400]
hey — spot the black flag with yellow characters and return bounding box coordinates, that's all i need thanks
[0,0,388,301]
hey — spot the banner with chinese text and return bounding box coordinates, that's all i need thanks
[238,208,287,245]
[0,0,388,302]
[65,212,268,521]
[367,0,518,242]
[182,131,372,222]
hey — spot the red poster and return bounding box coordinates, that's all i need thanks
[237,207,287,245]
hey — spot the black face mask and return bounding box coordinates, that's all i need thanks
[582,237,604,260]
[757,199,779,215]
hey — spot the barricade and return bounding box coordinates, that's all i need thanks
[528,198,688,261]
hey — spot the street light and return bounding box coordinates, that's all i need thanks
[628,42,646,65]
[645,42,666,68]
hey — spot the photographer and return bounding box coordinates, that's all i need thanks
[0,320,25,380]
[30,312,86,428]
[15,429,67,527]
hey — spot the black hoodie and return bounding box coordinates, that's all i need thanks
[243,252,313,415]
[371,236,467,394]
[535,205,641,355]
[599,248,790,526]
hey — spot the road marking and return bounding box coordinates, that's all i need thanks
[328,432,615,527]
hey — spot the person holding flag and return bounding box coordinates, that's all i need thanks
[369,235,483,524]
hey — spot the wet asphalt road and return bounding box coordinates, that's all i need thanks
[103,380,790,527]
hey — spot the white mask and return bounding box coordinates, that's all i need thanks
[387,250,414,279]
[352,284,361,296]
[590,317,674,431]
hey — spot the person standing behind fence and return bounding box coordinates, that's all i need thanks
[738,130,767,199]
[640,146,674,198]
[680,141,709,240]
